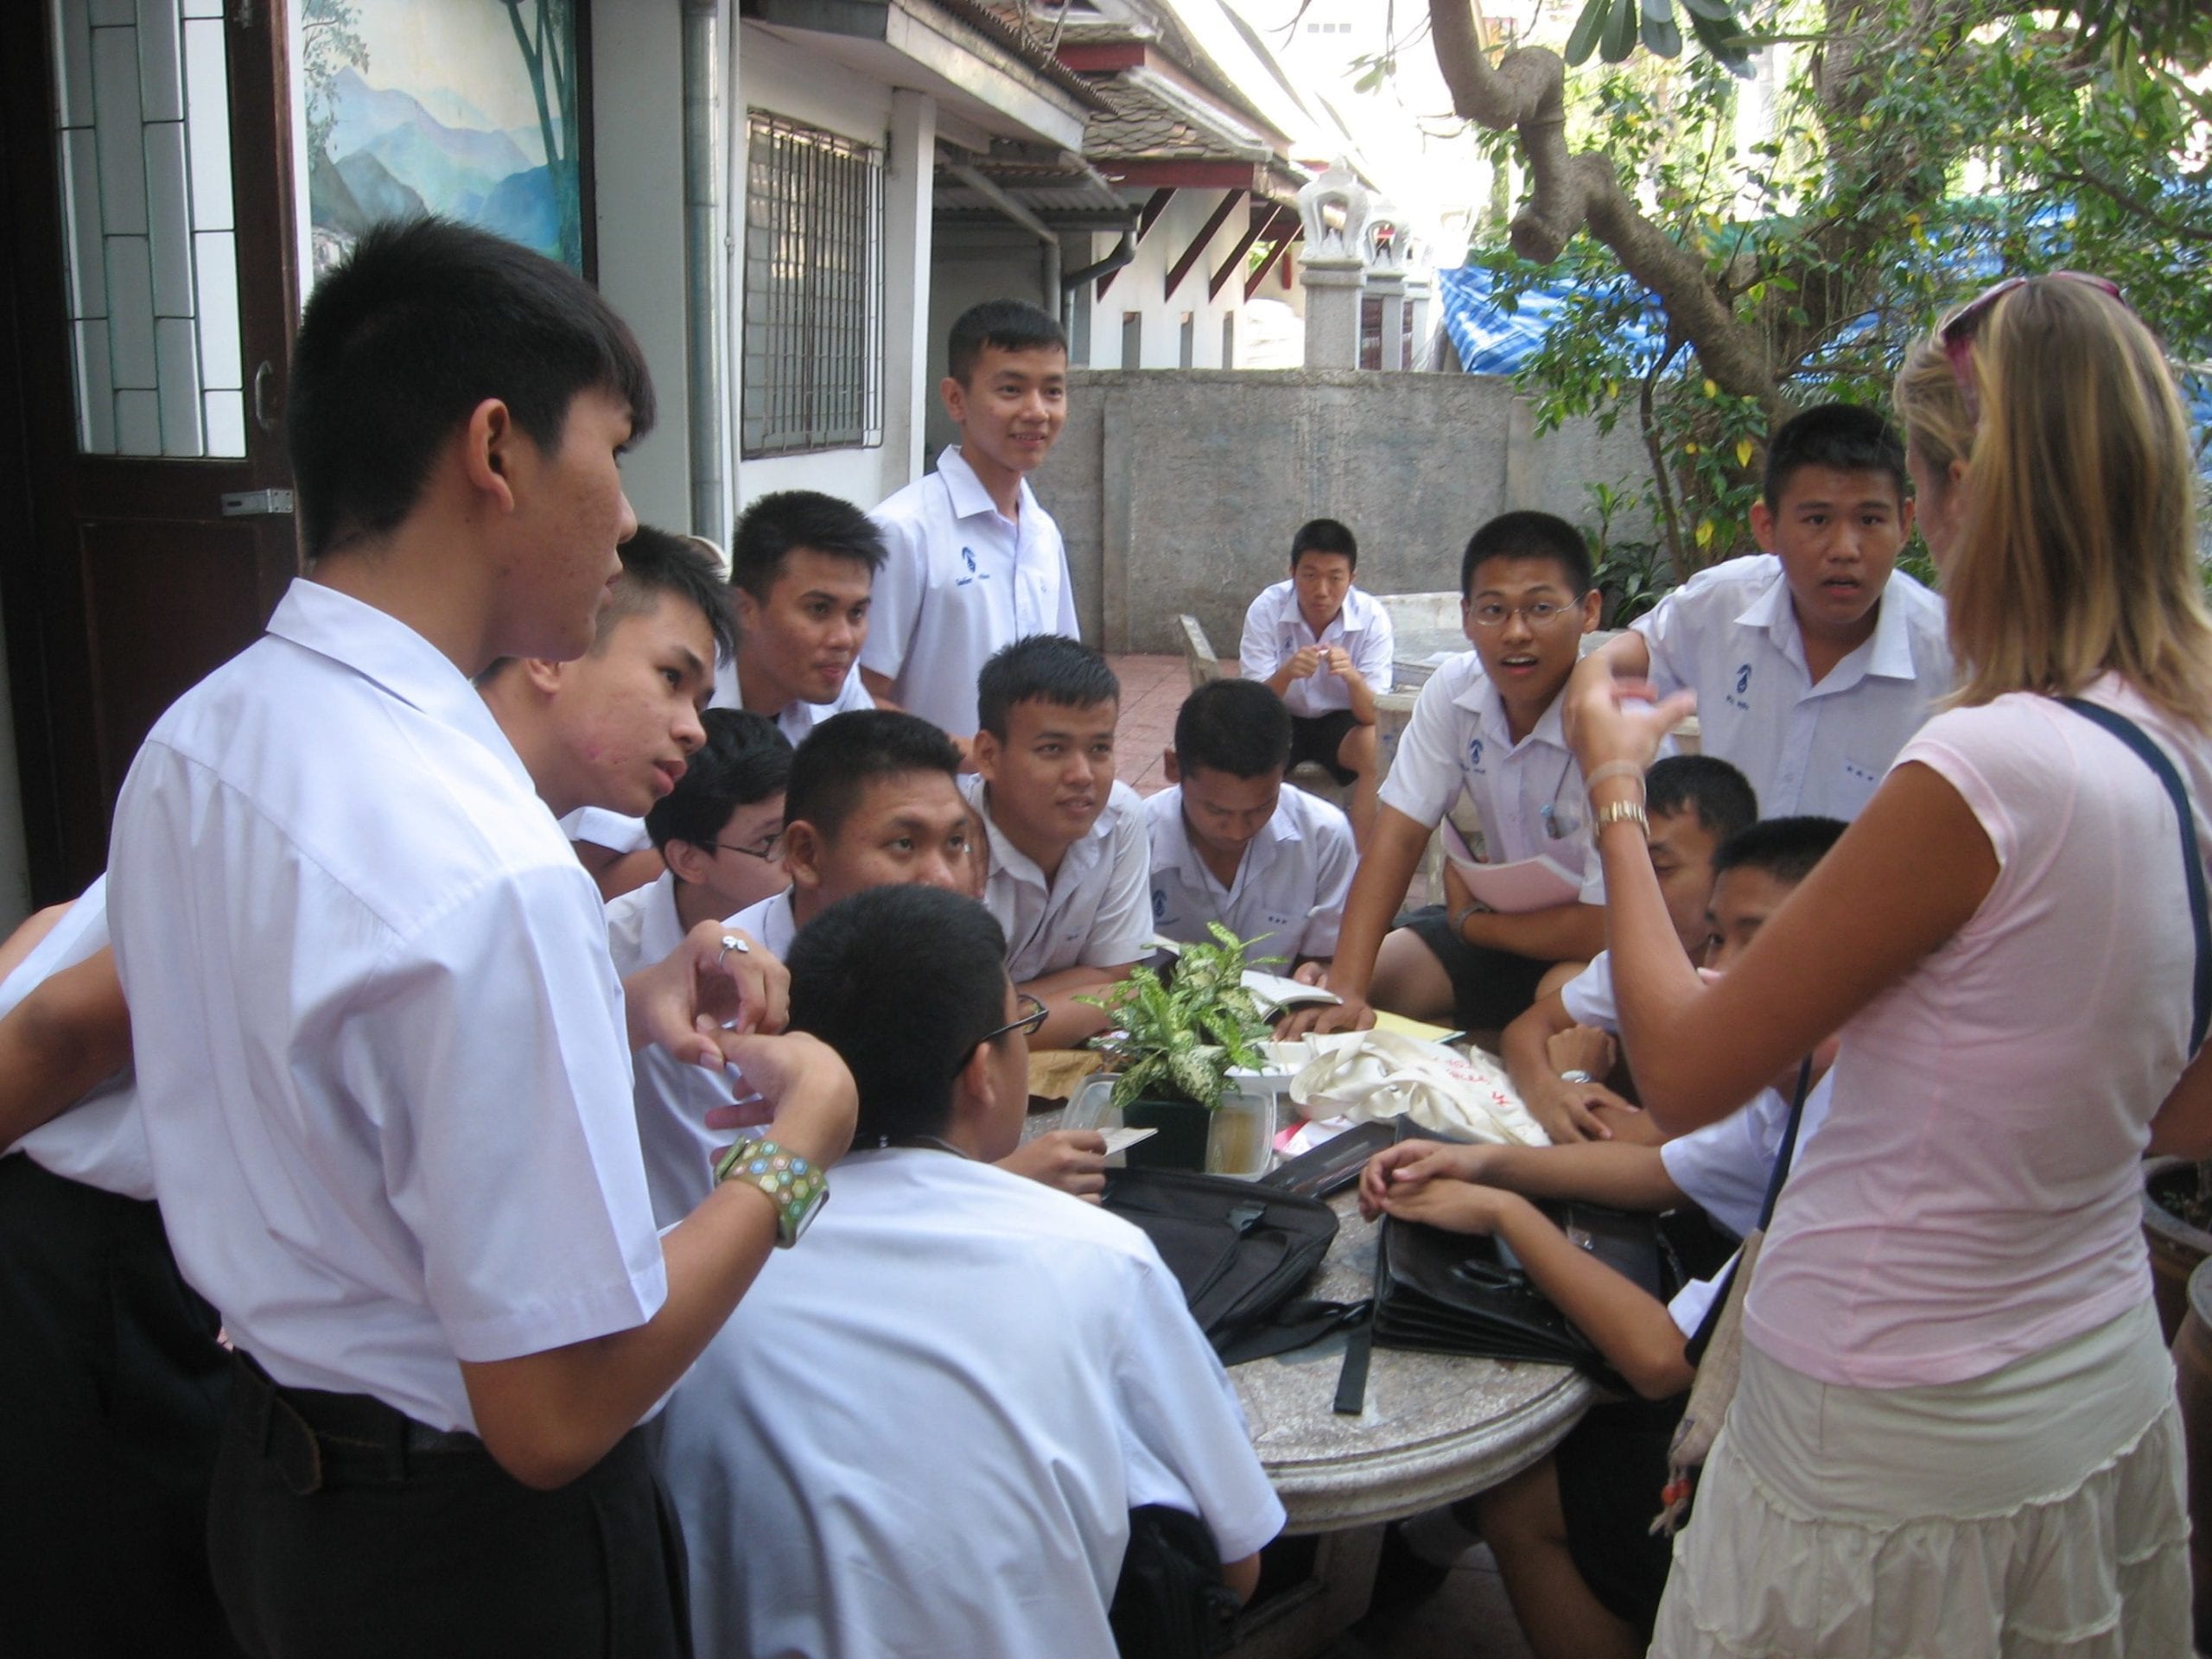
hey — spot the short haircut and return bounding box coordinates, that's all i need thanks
[787,885,1013,1143]
[1459,510,1592,600]
[645,709,792,854]
[976,634,1120,741]
[1174,678,1291,779]
[946,299,1067,385]
[1291,518,1358,572]
[1761,402,1906,511]
[287,217,654,561]
[1644,754,1758,843]
[784,709,962,841]
[608,524,737,664]
[1711,815,1847,888]
[729,490,887,602]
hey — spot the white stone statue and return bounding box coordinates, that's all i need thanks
[1363,200,1406,276]
[1297,160,1370,264]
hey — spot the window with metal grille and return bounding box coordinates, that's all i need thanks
[741,113,883,457]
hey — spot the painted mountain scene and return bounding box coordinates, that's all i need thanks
[301,0,583,276]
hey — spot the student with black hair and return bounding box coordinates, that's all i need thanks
[963,635,1150,1047]
[1283,511,1614,1045]
[863,300,1077,744]
[659,884,1282,1659]
[1238,517,1395,843]
[1578,402,1951,820]
[1499,754,1758,1141]
[104,218,855,1658]
[1361,816,1848,1659]
[1146,677,1356,971]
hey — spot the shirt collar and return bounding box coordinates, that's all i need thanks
[1736,559,1920,682]
[935,446,1029,526]
[1157,787,1300,878]
[964,774,1109,893]
[1450,660,1569,753]
[266,578,535,792]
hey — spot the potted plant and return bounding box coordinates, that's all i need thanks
[1081,925,1274,1173]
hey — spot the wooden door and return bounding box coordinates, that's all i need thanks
[1,0,302,902]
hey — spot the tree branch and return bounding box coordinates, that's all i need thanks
[2048,167,2212,245]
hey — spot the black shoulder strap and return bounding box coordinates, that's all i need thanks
[2058,698,2212,1055]
[1682,1056,1813,1368]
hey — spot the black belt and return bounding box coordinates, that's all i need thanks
[230,1349,484,1495]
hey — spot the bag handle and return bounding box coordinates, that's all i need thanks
[1683,1055,1812,1368]
[2059,698,2211,1054]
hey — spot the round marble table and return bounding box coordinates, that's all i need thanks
[1022,1108,1594,1536]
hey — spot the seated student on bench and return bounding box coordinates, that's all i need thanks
[1281,512,1620,1047]
[1498,755,1756,1142]
[1147,677,1356,976]
[1357,816,1846,1659]
[660,883,1282,1659]
[964,635,1151,1048]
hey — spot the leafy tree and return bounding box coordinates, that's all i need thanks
[1430,0,2212,575]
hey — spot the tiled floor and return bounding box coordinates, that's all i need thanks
[1108,652,1198,797]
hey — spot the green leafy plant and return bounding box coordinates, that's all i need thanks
[1079,925,1274,1116]
[1582,479,1677,626]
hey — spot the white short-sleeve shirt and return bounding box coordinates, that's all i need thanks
[722,887,798,960]
[861,446,1079,738]
[963,774,1151,981]
[564,661,868,857]
[1632,554,1951,819]
[660,1149,1285,1659]
[1237,582,1395,717]
[2,879,149,1201]
[606,872,745,1227]
[108,579,667,1433]
[1145,784,1355,961]
[1376,652,1608,905]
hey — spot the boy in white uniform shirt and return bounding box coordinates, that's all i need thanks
[1238,517,1394,843]
[0,505,747,1659]
[1575,403,1949,821]
[573,497,882,898]
[861,300,1078,746]
[1283,512,1612,1044]
[1147,677,1356,972]
[1358,816,1843,1659]
[104,219,856,1658]
[963,636,1151,1047]
[661,884,1281,1659]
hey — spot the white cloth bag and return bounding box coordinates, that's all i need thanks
[1287,1033,1547,1146]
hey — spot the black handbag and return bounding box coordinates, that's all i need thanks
[1107,1503,1241,1659]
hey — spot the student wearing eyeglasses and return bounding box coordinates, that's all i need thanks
[1282,512,1624,1046]
[1573,404,1951,824]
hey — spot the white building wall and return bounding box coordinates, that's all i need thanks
[1079,188,1253,370]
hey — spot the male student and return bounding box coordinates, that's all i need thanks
[1239,517,1394,843]
[964,635,1150,1047]
[1360,816,1845,1659]
[104,218,856,1657]
[573,495,883,896]
[1499,755,1756,1142]
[1574,402,1949,820]
[862,300,1078,744]
[1282,511,1611,1042]
[661,883,1283,1659]
[0,511,749,1659]
[1147,677,1357,973]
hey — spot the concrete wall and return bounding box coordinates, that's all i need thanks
[1031,368,1654,653]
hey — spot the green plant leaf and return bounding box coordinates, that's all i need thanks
[1564,0,1611,66]
[1600,0,1639,63]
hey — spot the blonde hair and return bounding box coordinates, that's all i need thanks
[1891,278,2212,728]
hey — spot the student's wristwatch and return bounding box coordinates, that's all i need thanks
[714,1138,829,1247]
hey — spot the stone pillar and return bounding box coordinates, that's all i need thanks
[1405,275,1434,371]
[1299,257,1365,369]
[1368,270,1407,369]
[1297,160,1371,371]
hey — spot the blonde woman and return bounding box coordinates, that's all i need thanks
[1560,276,2210,1655]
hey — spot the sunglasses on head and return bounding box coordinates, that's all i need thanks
[1940,271,2126,423]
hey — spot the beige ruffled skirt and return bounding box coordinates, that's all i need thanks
[1649,1298,2191,1658]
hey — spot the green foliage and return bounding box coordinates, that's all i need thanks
[1079,925,1274,1116]
[1583,480,1675,624]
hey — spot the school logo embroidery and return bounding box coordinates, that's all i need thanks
[1151,888,1166,920]
[1466,737,1485,773]
[957,545,978,587]
[1726,661,1753,713]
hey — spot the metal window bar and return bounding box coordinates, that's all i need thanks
[741,112,882,458]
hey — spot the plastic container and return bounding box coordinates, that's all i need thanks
[1066,1076,1275,1179]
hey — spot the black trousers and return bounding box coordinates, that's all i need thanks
[0,1154,239,1659]
[1396,904,1554,1035]
[213,1352,693,1659]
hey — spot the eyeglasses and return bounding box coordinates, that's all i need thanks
[1467,595,1586,629]
[1940,271,2125,423]
[972,994,1048,1051]
[705,831,785,861]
